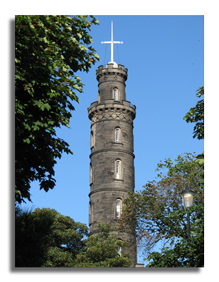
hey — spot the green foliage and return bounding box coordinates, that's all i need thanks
[15,208,88,267]
[15,15,100,203]
[119,153,204,267]
[183,87,204,140]
[146,203,204,267]
[15,209,131,267]
[74,223,132,267]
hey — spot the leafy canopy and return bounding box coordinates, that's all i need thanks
[15,15,100,203]
[15,208,88,267]
[74,222,132,267]
[15,208,132,267]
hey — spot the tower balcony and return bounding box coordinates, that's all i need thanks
[88,100,136,125]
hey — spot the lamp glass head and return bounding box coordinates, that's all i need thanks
[182,190,193,208]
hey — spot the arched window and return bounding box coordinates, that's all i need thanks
[115,199,122,219]
[117,238,122,256]
[115,127,121,143]
[89,201,91,223]
[113,88,118,101]
[90,163,93,185]
[115,160,122,179]
[89,201,93,224]
[117,246,122,256]
[90,130,94,148]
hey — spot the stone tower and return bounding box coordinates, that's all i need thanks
[88,61,136,266]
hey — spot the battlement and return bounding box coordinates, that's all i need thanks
[96,64,128,81]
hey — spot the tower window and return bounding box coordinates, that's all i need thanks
[115,160,122,179]
[113,88,118,100]
[117,238,122,256]
[89,202,91,224]
[89,202,93,224]
[91,130,94,148]
[117,246,122,256]
[90,163,93,185]
[116,199,122,219]
[115,127,121,143]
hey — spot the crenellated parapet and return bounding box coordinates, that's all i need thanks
[96,64,128,83]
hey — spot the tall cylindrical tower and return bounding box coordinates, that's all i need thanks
[88,62,136,265]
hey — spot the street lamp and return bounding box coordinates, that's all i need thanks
[181,188,193,242]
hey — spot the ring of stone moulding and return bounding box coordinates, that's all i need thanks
[89,107,134,125]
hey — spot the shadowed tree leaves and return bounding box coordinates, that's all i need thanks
[15,208,88,267]
[15,209,132,267]
[74,222,132,267]
[15,15,100,203]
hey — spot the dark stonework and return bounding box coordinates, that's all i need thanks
[88,63,137,266]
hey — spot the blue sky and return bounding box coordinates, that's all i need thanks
[19,15,204,264]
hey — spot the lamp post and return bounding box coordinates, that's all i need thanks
[181,188,193,242]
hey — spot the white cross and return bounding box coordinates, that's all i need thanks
[101,21,123,64]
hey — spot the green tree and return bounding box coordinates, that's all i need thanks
[15,15,100,203]
[119,153,204,267]
[15,209,131,267]
[183,87,204,140]
[74,222,132,267]
[15,208,88,267]
[146,203,204,267]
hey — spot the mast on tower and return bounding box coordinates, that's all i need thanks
[101,21,123,65]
